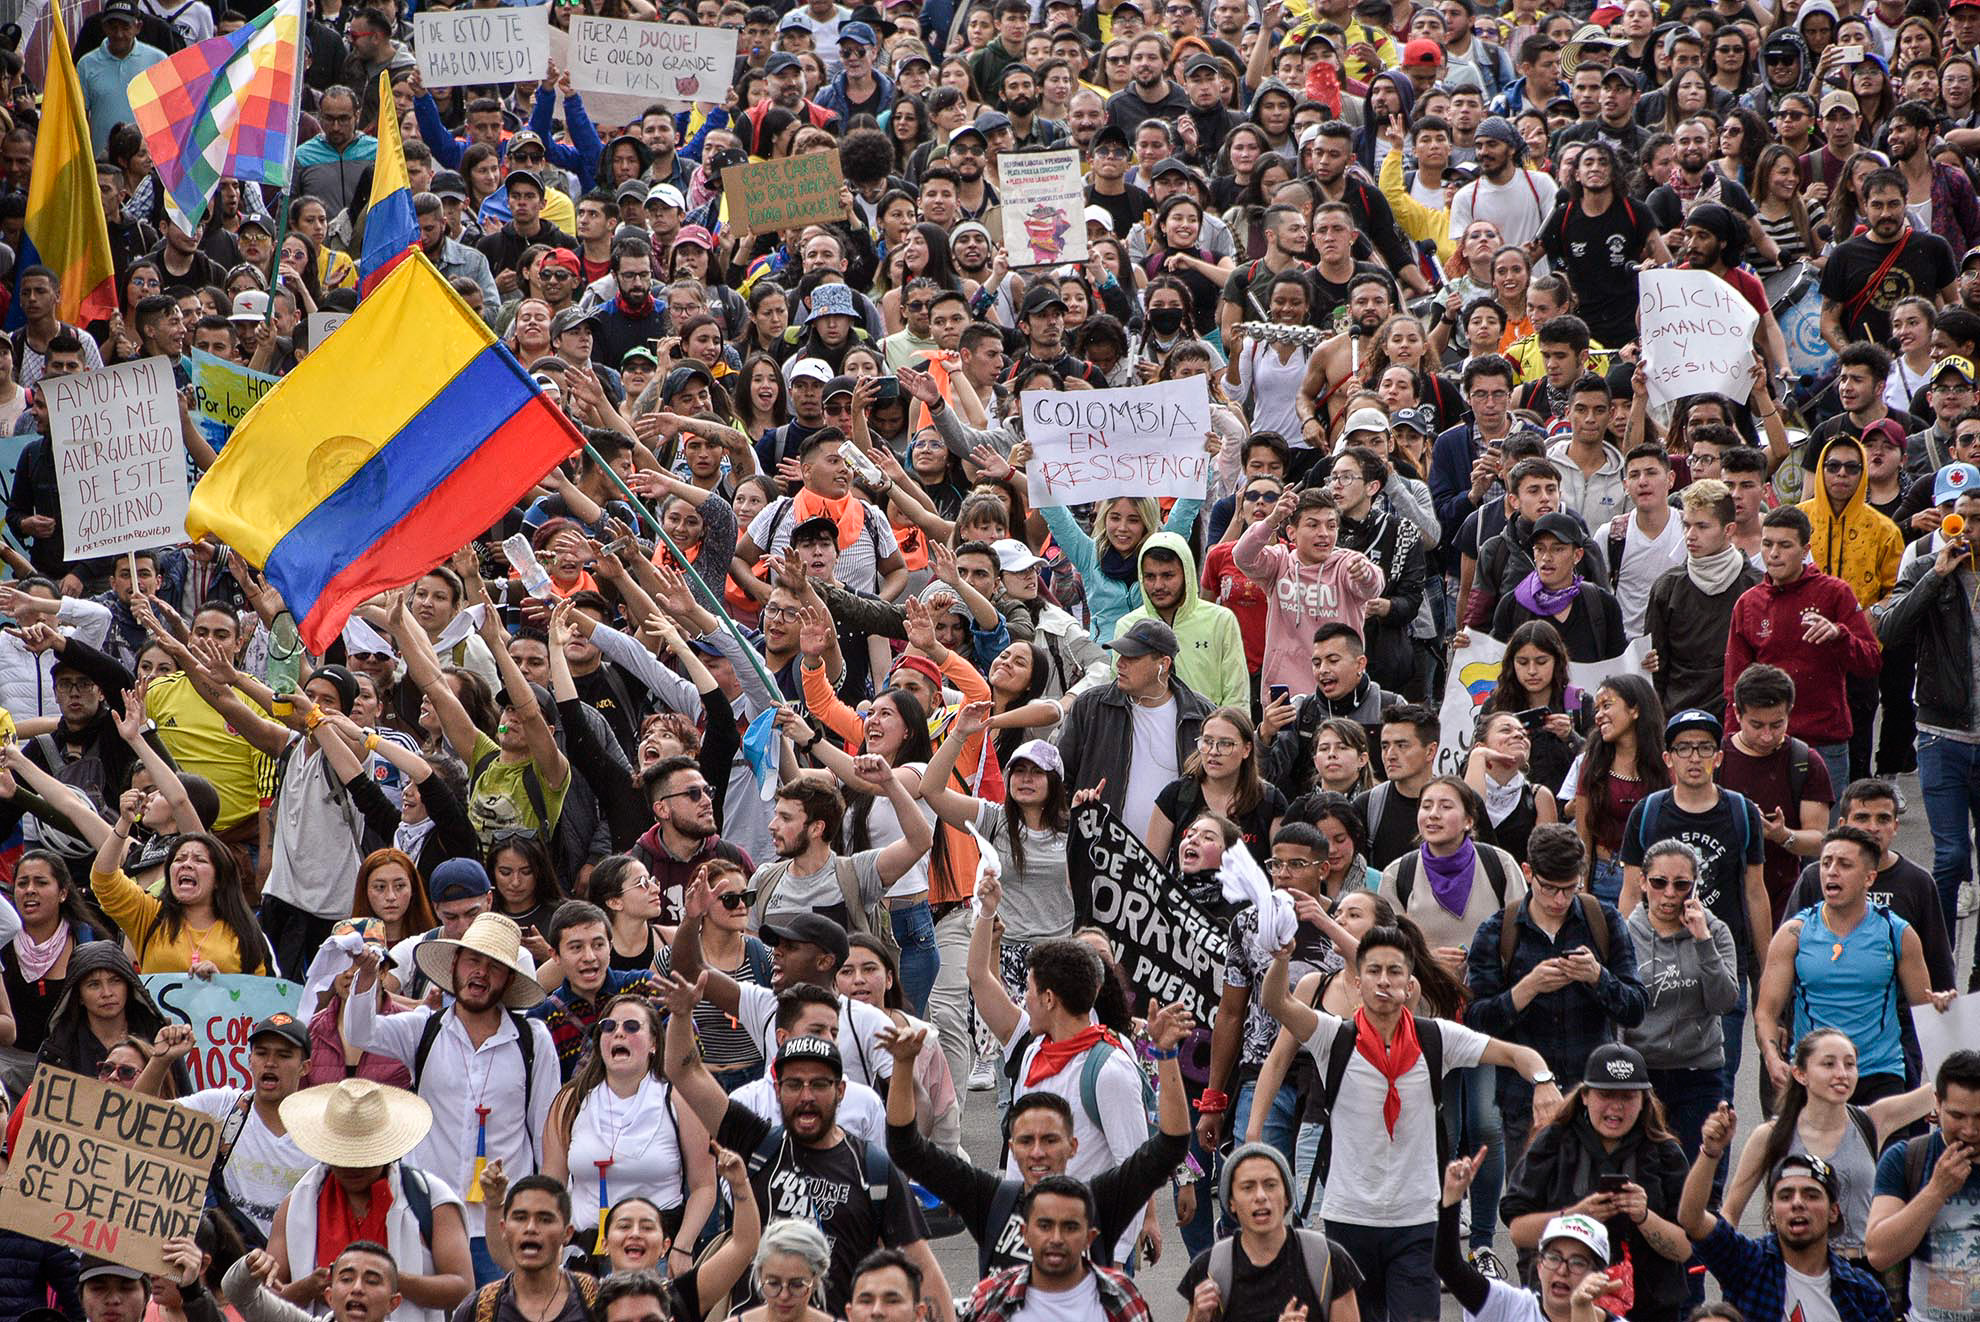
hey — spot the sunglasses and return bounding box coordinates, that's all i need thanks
[97,1063,141,1083]
[661,784,712,803]
[717,889,758,911]
[1645,876,1694,892]
[1823,460,1864,475]
[1244,488,1282,501]
[597,1017,648,1035]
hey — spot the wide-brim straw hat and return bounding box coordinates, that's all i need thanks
[415,911,546,1009]
[281,1079,433,1168]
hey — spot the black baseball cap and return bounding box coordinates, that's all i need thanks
[775,1034,844,1077]
[1021,285,1068,318]
[1105,619,1180,658]
[1530,512,1585,546]
[761,912,851,965]
[249,1011,310,1052]
[791,514,840,545]
[1583,1042,1653,1091]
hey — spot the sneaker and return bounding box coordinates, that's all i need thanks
[1469,1248,1510,1281]
[1960,879,1979,919]
[968,1058,996,1091]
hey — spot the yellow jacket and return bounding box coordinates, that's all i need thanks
[1798,437,1904,609]
[1378,148,1455,263]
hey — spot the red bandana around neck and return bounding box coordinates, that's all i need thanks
[1024,1023,1115,1087]
[317,1173,394,1270]
[1354,1007,1422,1137]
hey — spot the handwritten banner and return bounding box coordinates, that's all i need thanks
[187,348,278,452]
[999,149,1086,268]
[414,5,547,86]
[1637,268,1759,410]
[1436,634,1650,776]
[0,1065,218,1275]
[569,17,736,107]
[144,974,303,1093]
[722,151,845,236]
[1068,802,1222,1085]
[1022,375,1211,507]
[49,356,187,559]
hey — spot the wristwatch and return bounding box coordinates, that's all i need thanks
[1531,1070,1556,1087]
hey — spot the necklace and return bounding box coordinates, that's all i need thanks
[516,1273,568,1322]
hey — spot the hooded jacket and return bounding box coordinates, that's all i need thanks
[1355,70,1417,174]
[1112,531,1250,711]
[1874,532,1977,732]
[1724,563,1882,744]
[1740,32,1808,119]
[1038,496,1205,643]
[1798,438,1905,608]
[1546,437,1628,529]
[1232,515,1385,695]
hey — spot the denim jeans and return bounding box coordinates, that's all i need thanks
[1294,1115,1324,1223]
[1718,974,1748,1105]
[888,899,939,1015]
[928,906,975,1116]
[1814,742,1850,823]
[1589,857,1624,907]
[1917,731,1980,973]
[1180,1132,1219,1257]
[1444,1065,1503,1251]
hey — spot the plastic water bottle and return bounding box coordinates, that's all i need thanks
[840,440,885,488]
[502,534,554,598]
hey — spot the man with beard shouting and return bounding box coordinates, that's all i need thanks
[659,971,957,1322]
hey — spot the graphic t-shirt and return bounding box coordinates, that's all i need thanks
[1617,790,1764,968]
[1875,1135,1980,1322]
[1819,229,1959,343]
[179,1090,314,1239]
[1782,1262,1844,1322]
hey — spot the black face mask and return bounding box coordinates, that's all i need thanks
[1006,94,1037,116]
[1147,305,1187,333]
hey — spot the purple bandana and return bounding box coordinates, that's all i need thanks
[1513,571,1583,616]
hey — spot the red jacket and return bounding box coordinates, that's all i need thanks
[1723,566,1881,745]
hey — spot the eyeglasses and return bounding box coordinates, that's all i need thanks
[717,889,758,911]
[97,1063,141,1083]
[1265,857,1321,873]
[1538,1251,1599,1274]
[1532,879,1581,898]
[1197,736,1243,753]
[776,1076,839,1094]
[661,784,712,803]
[1645,876,1694,892]
[596,1017,648,1035]
[1668,741,1718,758]
[761,1277,816,1297]
[762,605,803,621]
[1823,460,1864,475]
[906,300,934,313]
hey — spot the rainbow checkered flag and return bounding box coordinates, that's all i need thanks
[127,0,303,233]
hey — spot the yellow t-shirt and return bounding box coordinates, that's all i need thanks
[145,671,269,831]
[90,865,253,974]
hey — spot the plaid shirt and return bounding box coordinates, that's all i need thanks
[530,969,659,1079]
[965,1263,1151,1322]
[1693,1218,1893,1322]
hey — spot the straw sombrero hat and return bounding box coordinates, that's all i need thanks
[414,911,546,1008]
[281,1079,433,1168]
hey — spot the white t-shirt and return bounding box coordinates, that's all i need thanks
[735,983,895,1089]
[732,1074,887,1146]
[1121,695,1180,842]
[1300,1011,1490,1227]
[1615,510,1687,636]
[1469,1278,1549,1322]
[179,1090,315,1239]
[1448,170,1560,257]
[1018,1271,1107,1322]
[1784,1263,1844,1322]
[748,497,900,595]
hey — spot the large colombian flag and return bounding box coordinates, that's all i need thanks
[357,70,417,296]
[187,253,583,652]
[8,1,115,329]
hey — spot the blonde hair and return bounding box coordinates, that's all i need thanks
[753,1220,832,1308]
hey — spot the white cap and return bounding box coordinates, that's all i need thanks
[1083,204,1113,228]
[1009,738,1064,775]
[228,290,270,321]
[1342,406,1391,436]
[993,537,1048,572]
[532,373,563,397]
[645,182,686,208]
[786,357,833,385]
[1298,122,1328,149]
[1540,1214,1610,1263]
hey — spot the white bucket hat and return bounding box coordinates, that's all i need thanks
[414,911,546,1009]
[280,1079,433,1169]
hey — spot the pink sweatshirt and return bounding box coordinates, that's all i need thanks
[1233,517,1385,694]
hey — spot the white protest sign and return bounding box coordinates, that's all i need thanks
[1912,995,1980,1082]
[999,149,1086,267]
[48,356,187,560]
[413,5,548,87]
[307,311,350,347]
[1022,376,1211,507]
[568,17,736,110]
[1436,633,1649,776]
[1637,268,1759,410]
[546,26,649,128]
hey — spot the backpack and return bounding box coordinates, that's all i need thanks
[472,1270,598,1322]
[27,732,113,857]
[1630,788,1755,868]
[1783,737,1813,806]
[998,1034,1156,1144]
[1498,894,1612,972]
[764,496,886,566]
[744,1122,896,1208]
[412,1009,542,1163]
[1209,1228,1335,1307]
[751,854,901,965]
[1310,1014,1448,1187]
[1391,846,1513,912]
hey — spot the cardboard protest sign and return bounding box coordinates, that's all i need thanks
[998,149,1086,267]
[1637,269,1759,409]
[187,348,278,452]
[48,356,187,558]
[1436,634,1650,776]
[0,1065,218,1274]
[568,17,736,108]
[722,151,845,236]
[1022,375,1212,507]
[545,26,650,128]
[144,974,303,1092]
[414,5,548,87]
[1068,801,1225,1085]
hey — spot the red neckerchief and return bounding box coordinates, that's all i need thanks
[1354,1007,1422,1137]
[1024,1024,1114,1087]
[317,1173,394,1270]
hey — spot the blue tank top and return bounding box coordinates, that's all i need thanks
[1791,903,1909,1080]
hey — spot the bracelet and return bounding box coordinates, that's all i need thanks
[364,733,381,753]
[1198,1088,1230,1113]
[1147,1046,1179,1060]
[304,709,323,731]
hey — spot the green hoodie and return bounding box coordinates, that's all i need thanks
[1112,531,1250,711]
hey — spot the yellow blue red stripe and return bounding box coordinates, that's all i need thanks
[358,70,417,296]
[10,3,114,328]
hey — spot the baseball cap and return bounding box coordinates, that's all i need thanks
[777,10,810,29]
[79,1257,147,1283]
[1530,511,1585,546]
[550,305,595,339]
[645,182,686,209]
[675,224,716,250]
[661,362,715,401]
[1183,52,1224,76]
[1933,354,1976,385]
[99,0,141,19]
[761,912,851,965]
[249,1011,310,1052]
[1092,124,1131,153]
[228,290,269,322]
[1084,204,1114,228]
[1935,462,1980,504]
[1664,708,1723,744]
[821,373,858,403]
[1860,417,1907,451]
[615,178,649,207]
[1341,406,1391,437]
[1601,65,1640,90]
[1539,1214,1610,1262]
[503,168,544,197]
[428,857,492,904]
[787,356,833,385]
[1391,404,1436,435]
[1820,89,1860,117]
[948,122,988,146]
[993,537,1048,572]
[1403,38,1442,65]
[838,18,877,45]
[1105,619,1180,658]
[432,170,469,201]
[542,247,581,275]
[507,129,546,154]
[765,51,802,73]
[1009,738,1064,776]
[791,514,841,545]
[1769,1152,1839,1198]
[1583,1042,1654,1091]
[621,345,659,368]
[775,1034,845,1077]
[1021,285,1069,318]
[1147,157,1198,184]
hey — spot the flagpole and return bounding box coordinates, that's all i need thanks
[266,0,307,328]
[263,190,289,327]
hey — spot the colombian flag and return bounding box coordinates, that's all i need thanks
[357,70,417,296]
[187,254,582,652]
[9,2,115,329]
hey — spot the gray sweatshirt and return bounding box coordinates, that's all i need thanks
[1622,905,1742,1070]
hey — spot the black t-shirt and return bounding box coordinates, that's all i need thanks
[1645,174,1755,234]
[1309,260,1394,330]
[1086,183,1154,238]
[1155,779,1288,872]
[1356,782,1422,870]
[1542,196,1658,345]
[1819,229,1960,343]
[1617,788,1765,963]
[716,1101,928,1313]
[1177,1234,1363,1321]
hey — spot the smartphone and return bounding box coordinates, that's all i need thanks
[872,378,901,401]
[1270,684,1291,705]
[1839,43,1865,62]
[1598,1172,1630,1195]
[1515,706,1548,730]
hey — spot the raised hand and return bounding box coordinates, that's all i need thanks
[796,604,835,659]
[150,1022,198,1062]
[1442,1145,1492,1204]
[1700,1102,1736,1157]
[877,1023,927,1064]
[901,594,937,653]
[656,971,707,1019]
[1146,1000,1195,1051]
[1071,776,1107,808]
